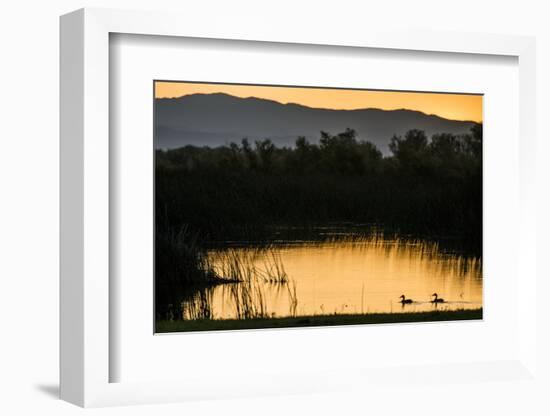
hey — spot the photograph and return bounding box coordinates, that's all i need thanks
[154,81,483,333]
[1,1,543,412]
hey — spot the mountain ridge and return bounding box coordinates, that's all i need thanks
[158,92,478,121]
[155,93,478,154]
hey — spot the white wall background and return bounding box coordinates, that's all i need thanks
[0,1,548,415]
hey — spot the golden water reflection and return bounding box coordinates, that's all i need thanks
[195,238,482,319]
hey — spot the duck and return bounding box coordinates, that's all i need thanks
[431,293,445,303]
[399,294,413,304]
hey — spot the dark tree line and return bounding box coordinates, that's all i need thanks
[156,125,481,246]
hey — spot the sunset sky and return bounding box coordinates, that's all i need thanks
[155,81,483,123]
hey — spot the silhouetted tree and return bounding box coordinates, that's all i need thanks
[254,139,276,172]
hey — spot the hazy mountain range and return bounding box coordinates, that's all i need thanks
[155,93,478,155]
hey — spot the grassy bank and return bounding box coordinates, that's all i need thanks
[156,308,482,333]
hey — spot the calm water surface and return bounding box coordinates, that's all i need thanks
[187,236,482,319]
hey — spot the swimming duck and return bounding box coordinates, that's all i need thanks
[399,294,413,304]
[431,293,445,303]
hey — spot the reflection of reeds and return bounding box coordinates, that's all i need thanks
[229,278,268,319]
[183,289,214,320]
[287,279,298,317]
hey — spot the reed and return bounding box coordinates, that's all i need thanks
[287,279,298,317]
[208,247,289,284]
[178,247,290,321]
[183,289,214,320]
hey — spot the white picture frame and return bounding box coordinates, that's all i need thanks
[60,7,538,408]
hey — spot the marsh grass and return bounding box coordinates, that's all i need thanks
[208,247,289,284]
[180,247,294,320]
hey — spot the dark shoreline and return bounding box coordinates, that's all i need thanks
[156,308,483,333]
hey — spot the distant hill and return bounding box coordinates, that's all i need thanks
[155,93,478,155]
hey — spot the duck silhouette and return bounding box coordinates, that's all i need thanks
[431,293,445,303]
[399,294,413,304]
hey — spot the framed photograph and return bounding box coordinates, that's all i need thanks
[153,80,484,333]
[60,8,538,407]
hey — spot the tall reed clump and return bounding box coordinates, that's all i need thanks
[206,248,287,319]
[208,247,288,284]
[156,226,215,284]
[227,273,297,320]
[155,226,225,320]
[180,248,296,321]
[262,251,289,284]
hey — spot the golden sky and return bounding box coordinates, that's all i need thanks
[155,81,482,123]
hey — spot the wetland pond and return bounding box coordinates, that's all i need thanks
[181,233,482,320]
